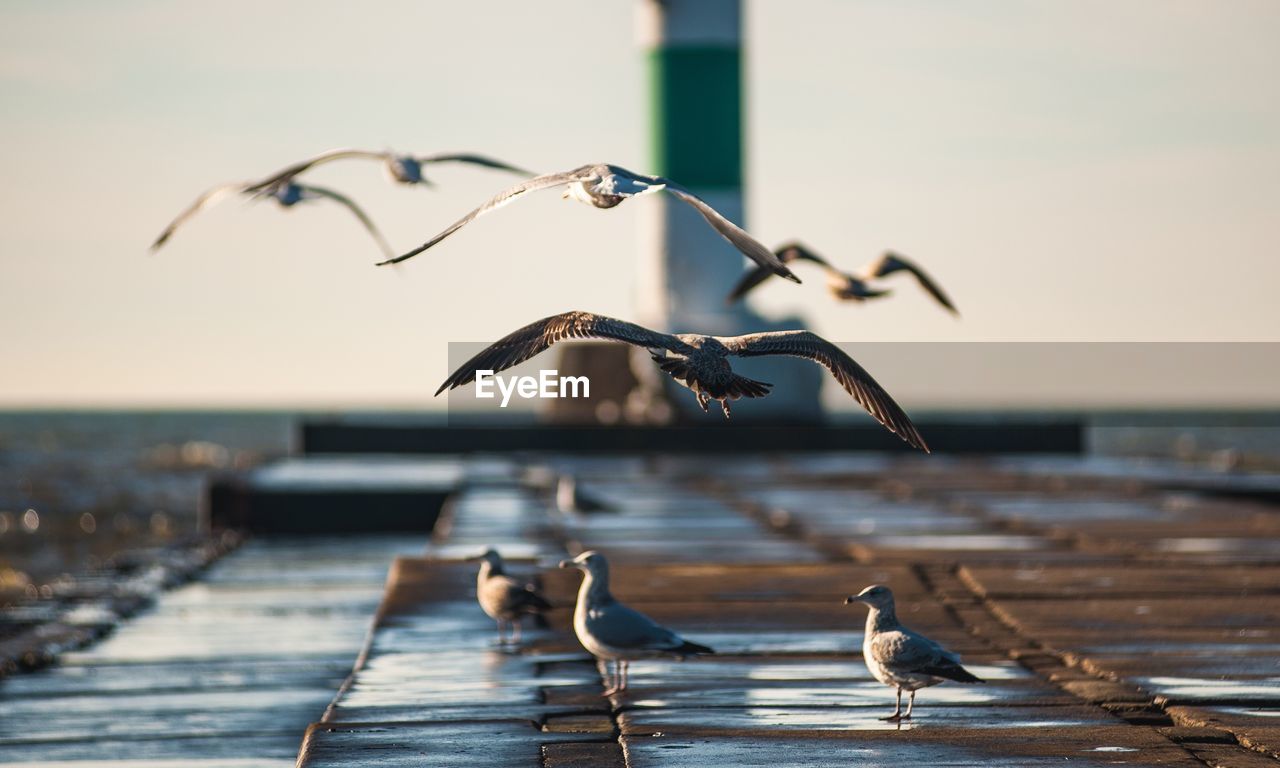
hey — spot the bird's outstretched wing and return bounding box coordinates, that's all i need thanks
[437,311,690,395]
[866,251,958,315]
[658,179,800,283]
[415,152,534,176]
[298,184,395,260]
[378,168,591,266]
[150,182,249,252]
[244,149,387,194]
[722,331,928,452]
[774,241,837,270]
[725,265,776,304]
[726,242,837,303]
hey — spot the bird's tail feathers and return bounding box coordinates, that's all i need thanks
[520,589,553,613]
[650,355,773,400]
[923,663,984,684]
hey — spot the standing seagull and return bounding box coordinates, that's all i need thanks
[150,180,394,259]
[437,310,928,452]
[845,585,983,720]
[243,147,533,191]
[728,242,958,315]
[559,551,713,695]
[376,163,801,283]
[466,548,551,645]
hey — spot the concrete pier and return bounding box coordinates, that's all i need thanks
[3,448,1279,766]
[299,451,1279,766]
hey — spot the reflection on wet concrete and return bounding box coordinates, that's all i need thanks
[1137,676,1280,701]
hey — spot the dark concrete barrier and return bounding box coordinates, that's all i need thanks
[205,476,448,535]
[299,418,1085,456]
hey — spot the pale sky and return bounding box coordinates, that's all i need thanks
[1,1,1277,408]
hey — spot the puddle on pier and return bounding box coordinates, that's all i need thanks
[622,703,1118,735]
[625,737,1164,768]
[976,498,1172,523]
[1136,676,1280,701]
[861,534,1048,551]
[626,659,1029,684]
[1153,537,1280,555]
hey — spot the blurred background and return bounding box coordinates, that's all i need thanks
[2,0,1279,624]
[2,0,1278,406]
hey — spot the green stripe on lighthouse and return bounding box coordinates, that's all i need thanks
[646,46,742,189]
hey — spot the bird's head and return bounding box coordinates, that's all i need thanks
[558,550,605,574]
[465,547,503,567]
[845,584,894,609]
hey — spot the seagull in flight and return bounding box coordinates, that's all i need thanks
[243,148,533,191]
[376,163,801,283]
[846,585,983,720]
[728,242,958,315]
[437,310,927,452]
[560,550,714,695]
[150,180,394,258]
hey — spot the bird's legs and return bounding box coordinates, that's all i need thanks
[718,398,732,419]
[618,660,630,691]
[510,617,523,645]
[602,659,622,696]
[695,393,710,413]
[494,619,508,646]
[904,689,915,719]
[880,688,904,721]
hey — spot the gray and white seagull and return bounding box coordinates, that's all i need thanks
[376,163,801,283]
[466,548,551,645]
[728,241,958,315]
[559,550,714,695]
[150,179,394,258]
[846,585,984,720]
[437,310,928,452]
[243,147,533,191]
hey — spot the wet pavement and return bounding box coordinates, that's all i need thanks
[291,452,1278,766]
[4,450,1280,766]
[0,535,423,767]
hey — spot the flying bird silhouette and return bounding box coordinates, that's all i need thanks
[150,180,393,258]
[243,148,533,191]
[437,311,927,452]
[728,242,958,315]
[377,163,801,283]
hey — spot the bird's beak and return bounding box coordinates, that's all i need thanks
[557,559,573,569]
[844,596,861,605]
[464,553,483,563]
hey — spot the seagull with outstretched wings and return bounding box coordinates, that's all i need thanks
[150,180,394,259]
[437,310,927,452]
[728,241,958,315]
[243,147,533,191]
[378,164,801,284]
